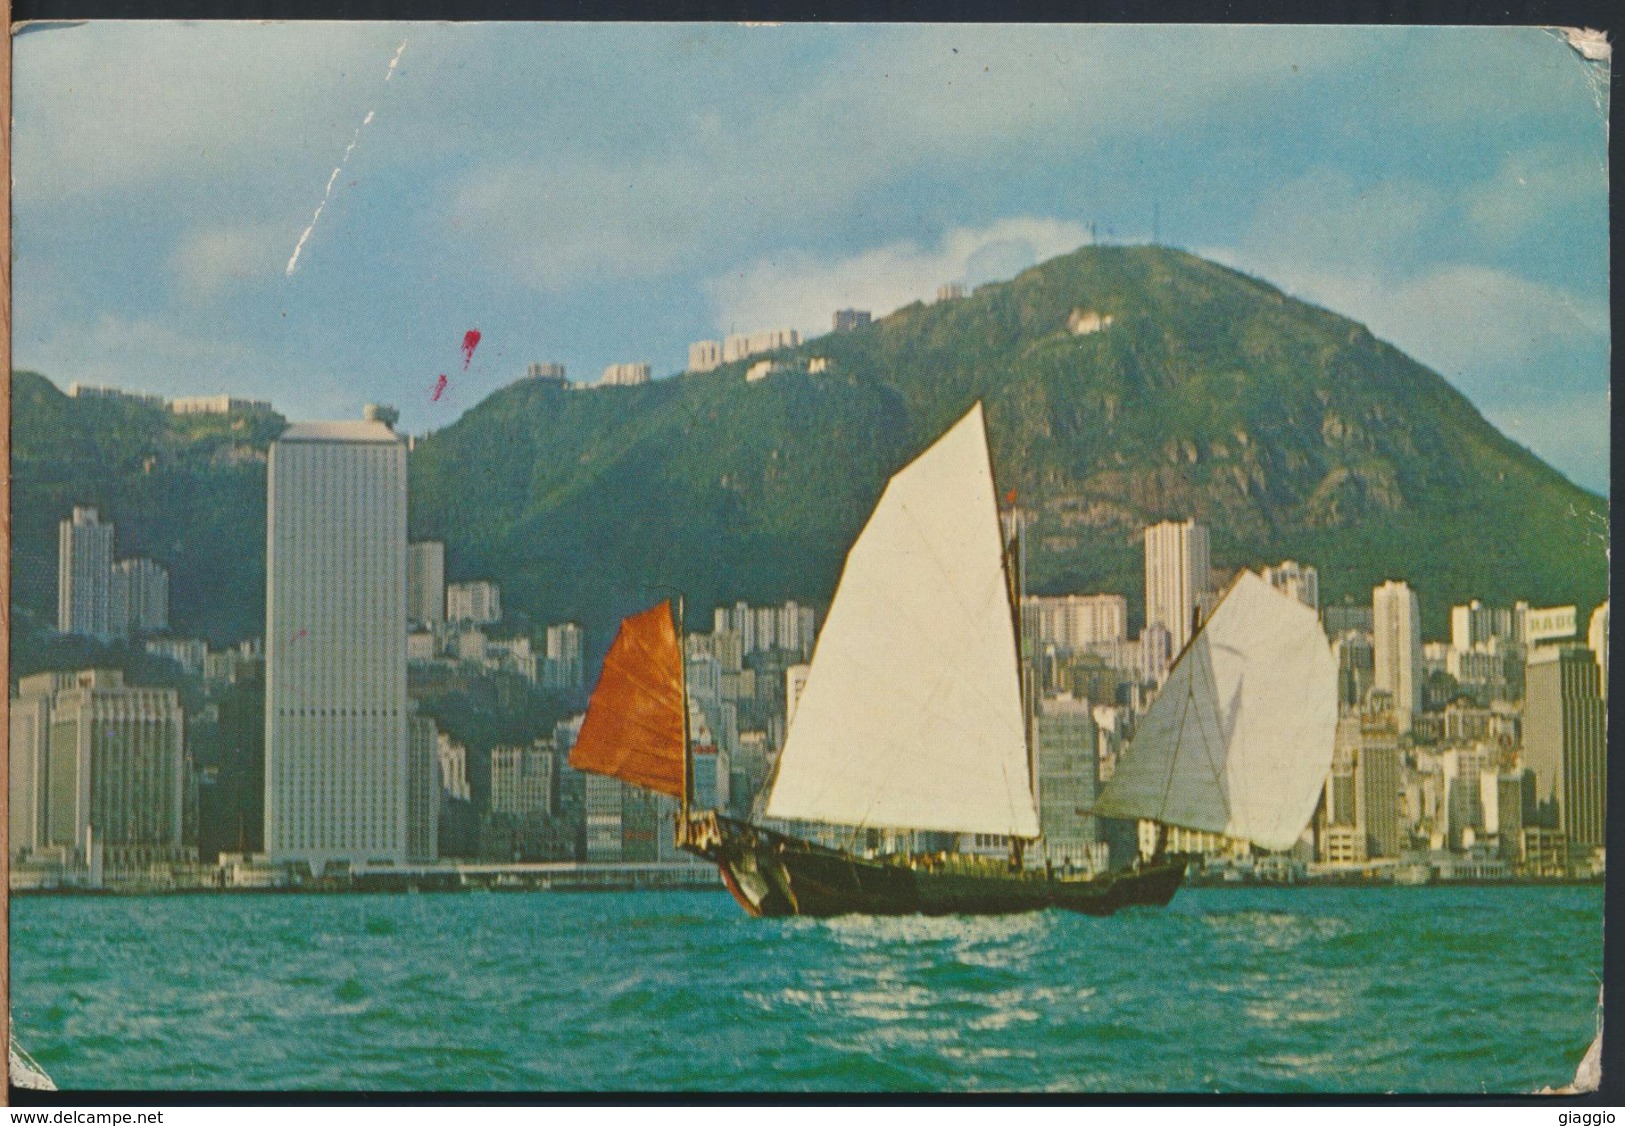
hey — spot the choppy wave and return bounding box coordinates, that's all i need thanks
[10,884,1602,1093]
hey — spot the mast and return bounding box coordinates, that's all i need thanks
[678,596,692,830]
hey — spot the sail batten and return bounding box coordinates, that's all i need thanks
[764,403,1041,839]
[569,600,686,798]
[1094,571,1337,852]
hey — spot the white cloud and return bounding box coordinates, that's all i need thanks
[171,220,293,304]
[13,22,413,204]
[703,217,1090,338]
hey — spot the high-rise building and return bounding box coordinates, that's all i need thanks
[1140,623,1173,686]
[1262,560,1319,612]
[9,673,68,858]
[1022,594,1129,652]
[446,581,501,625]
[1588,601,1608,700]
[543,622,585,691]
[407,714,439,862]
[584,773,625,861]
[1143,519,1210,654]
[407,541,446,627]
[58,507,115,638]
[40,670,186,868]
[491,741,556,820]
[1036,695,1100,868]
[1322,601,1374,638]
[1523,644,1606,849]
[265,418,409,872]
[832,309,872,333]
[1372,580,1423,732]
[110,558,170,638]
[1356,727,1402,858]
[1451,599,1495,652]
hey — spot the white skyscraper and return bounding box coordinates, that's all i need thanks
[407,541,446,626]
[1372,580,1424,731]
[1143,519,1211,654]
[58,506,115,638]
[110,558,170,637]
[265,419,408,872]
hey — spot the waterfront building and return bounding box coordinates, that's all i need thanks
[1523,643,1606,849]
[110,557,170,638]
[264,417,409,872]
[1357,727,1402,858]
[58,506,115,639]
[1036,695,1100,869]
[8,673,68,858]
[1143,519,1210,654]
[436,732,471,802]
[407,714,439,862]
[1589,600,1608,699]
[446,580,501,625]
[407,541,446,626]
[42,670,186,868]
[600,362,651,387]
[1373,580,1423,732]
[1262,560,1319,612]
[583,773,625,861]
[491,741,556,820]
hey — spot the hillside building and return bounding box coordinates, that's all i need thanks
[58,506,115,639]
[1143,519,1210,655]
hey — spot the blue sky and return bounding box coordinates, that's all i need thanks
[12,22,1611,492]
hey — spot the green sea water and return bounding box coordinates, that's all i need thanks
[9,884,1602,1094]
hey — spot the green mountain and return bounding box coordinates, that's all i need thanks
[408,246,1606,643]
[9,371,283,649]
[10,246,1607,671]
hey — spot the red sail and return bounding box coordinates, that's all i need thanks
[568,601,686,798]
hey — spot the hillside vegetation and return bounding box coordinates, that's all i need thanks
[12,246,1607,670]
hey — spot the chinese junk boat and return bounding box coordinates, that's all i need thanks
[569,403,1337,918]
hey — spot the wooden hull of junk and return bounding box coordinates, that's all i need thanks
[682,813,1187,918]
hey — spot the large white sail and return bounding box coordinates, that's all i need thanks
[1093,570,1337,852]
[764,403,1041,839]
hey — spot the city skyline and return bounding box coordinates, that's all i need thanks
[10,23,1610,493]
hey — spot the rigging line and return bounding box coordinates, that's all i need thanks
[1157,648,1199,827]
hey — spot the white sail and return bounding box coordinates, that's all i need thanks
[764,403,1040,838]
[1094,570,1337,852]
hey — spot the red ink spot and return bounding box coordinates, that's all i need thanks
[431,374,448,402]
[461,329,482,369]
[1004,488,1018,506]
[290,629,308,644]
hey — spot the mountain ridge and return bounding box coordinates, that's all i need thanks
[9,245,1607,667]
